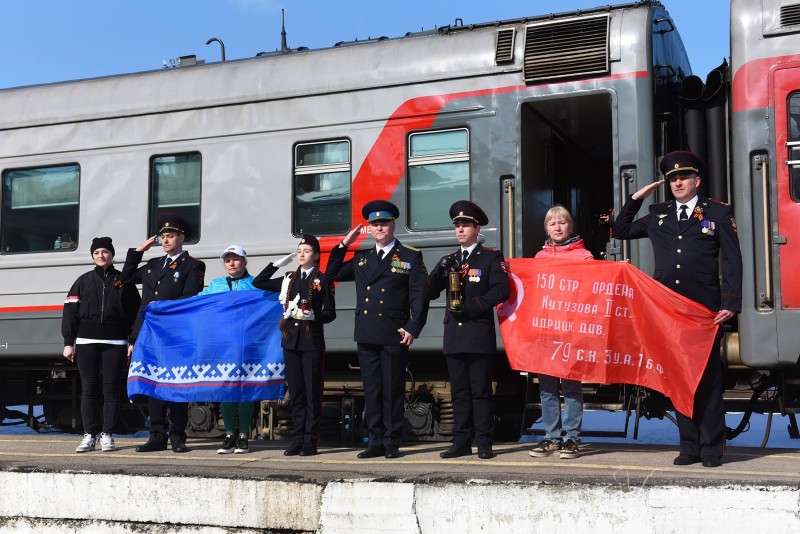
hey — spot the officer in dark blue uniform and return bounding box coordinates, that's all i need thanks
[427,201,509,459]
[326,200,429,459]
[613,150,742,468]
[253,234,336,457]
[121,213,206,453]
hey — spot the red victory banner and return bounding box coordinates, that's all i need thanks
[497,258,719,417]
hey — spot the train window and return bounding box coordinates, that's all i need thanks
[1,164,80,254]
[293,140,351,235]
[407,129,470,229]
[148,153,202,243]
[789,94,800,202]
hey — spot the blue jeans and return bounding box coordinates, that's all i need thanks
[538,374,583,441]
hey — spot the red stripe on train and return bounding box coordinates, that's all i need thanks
[0,305,63,313]
[318,71,648,266]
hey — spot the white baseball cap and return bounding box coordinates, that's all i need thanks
[220,245,247,259]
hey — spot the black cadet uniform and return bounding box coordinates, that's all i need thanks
[427,201,509,459]
[326,200,429,457]
[613,151,742,465]
[253,234,336,455]
[121,213,206,452]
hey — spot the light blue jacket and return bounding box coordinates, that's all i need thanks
[198,273,257,295]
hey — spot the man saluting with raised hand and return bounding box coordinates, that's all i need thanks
[326,200,429,460]
[613,150,742,468]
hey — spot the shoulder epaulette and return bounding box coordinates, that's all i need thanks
[402,244,420,251]
[708,198,730,206]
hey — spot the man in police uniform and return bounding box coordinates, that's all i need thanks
[427,201,509,459]
[613,150,742,467]
[326,200,429,459]
[121,213,206,453]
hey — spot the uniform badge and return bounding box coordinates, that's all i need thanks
[390,254,410,275]
[730,217,737,232]
[467,269,482,282]
[358,258,367,267]
[500,260,508,273]
[701,220,715,236]
[692,206,704,222]
[658,214,667,226]
[173,271,181,282]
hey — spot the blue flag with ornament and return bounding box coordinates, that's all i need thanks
[128,290,285,402]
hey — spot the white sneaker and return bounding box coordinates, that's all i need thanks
[75,433,96,453]
[99,433,117,452]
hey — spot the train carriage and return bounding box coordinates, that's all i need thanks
[2,0,800,441]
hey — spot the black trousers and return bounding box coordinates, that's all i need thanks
[445,352,495,448]
[675,329,725,459]
[357,342,407,448]
[284,348,325,446]
[75,343,127,435]
[147,397,188,442]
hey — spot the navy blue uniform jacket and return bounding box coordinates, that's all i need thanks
[252,264,336,352]
[613,195,742,313]
[426,245,509,355]
[121,249,206,340]
[326,240,429,344]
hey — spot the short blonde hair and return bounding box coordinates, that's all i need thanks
[543,205,575,234]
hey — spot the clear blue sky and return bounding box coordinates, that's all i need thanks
[0,0,728,89]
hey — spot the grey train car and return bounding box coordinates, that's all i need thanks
[1,0,799,441]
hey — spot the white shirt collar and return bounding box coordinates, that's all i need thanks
[677,196,698,216]
[376,240,396,256]
[460,243,478,257]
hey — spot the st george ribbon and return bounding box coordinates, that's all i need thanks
[128,290,285,402]
[497,258,718,417]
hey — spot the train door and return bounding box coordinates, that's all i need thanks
[519,93,614,258]
[773,68,800,310]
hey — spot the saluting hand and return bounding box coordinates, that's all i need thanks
[342,224,364,247]
[136,235,158,252]
[273,252,297,268]
[631,179,665,201]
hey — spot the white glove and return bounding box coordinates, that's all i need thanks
[273,252,296,268]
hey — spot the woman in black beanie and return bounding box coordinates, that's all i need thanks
[62,237,141,453]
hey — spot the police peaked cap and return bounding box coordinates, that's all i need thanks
[362,200,399,222]
[299,234,320,253]
[156,212,193,239]
[449,200,488,226]
[659,150,707,178]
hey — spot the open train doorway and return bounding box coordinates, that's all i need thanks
[519,93,614,259]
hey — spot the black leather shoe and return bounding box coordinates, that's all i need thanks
[477,447,495,460]
[384,446,401,459]
[135,438,167,453]
[701,457,722,468]
[171,440,189,453]
[439,445,472,459]
[357,446,385,459]
[284,443,303,456]
[673,454,702,466]
[300,444,318,456]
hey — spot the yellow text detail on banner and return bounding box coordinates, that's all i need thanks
[497,258,719,417]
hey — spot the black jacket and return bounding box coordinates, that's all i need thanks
[253,263,336,351]
[326,240,429,344]
[61,265,142,345]
[120,248,206,340]
[613,194,743,312]
[426,244,510,354]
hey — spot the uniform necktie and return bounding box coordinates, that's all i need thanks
[302,271,307,280]
[679,205,689,221]
[162,256,172,270]
[462,250,469,263]
[377,249,385,261]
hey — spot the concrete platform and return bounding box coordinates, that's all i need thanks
[1,436,799,533]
